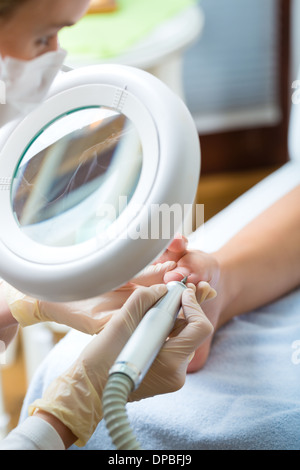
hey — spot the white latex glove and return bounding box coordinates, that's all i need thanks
[3,261,176,334]
[28,282,214,447]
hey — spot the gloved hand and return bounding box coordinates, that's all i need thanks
[28,282,214,447]
[130,281,216,401]
[3,261,176,334]
[154,247,221,372]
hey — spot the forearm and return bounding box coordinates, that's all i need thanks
[215,185,300,326]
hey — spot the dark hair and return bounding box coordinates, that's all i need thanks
[0,0,29,17]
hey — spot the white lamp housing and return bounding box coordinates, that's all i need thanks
[0,65,200,301]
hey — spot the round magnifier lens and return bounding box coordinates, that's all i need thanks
[11,106,143,247]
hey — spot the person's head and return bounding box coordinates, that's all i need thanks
[0,0,90,60]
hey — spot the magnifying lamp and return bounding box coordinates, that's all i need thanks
[0,64,200,302]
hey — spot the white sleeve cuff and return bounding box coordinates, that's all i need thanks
[0,416,65,450]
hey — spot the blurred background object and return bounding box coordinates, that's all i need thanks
[87,0,119,14]
[186,0,291,219]
[184,0,291,177]
[59,0,203,100]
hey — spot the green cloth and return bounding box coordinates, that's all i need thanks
[59,0,196,59]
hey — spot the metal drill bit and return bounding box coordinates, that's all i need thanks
[181,275,188,284]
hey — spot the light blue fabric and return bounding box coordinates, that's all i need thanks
[19,163,300,450]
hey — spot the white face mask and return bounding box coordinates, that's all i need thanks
[0,48,67,127]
